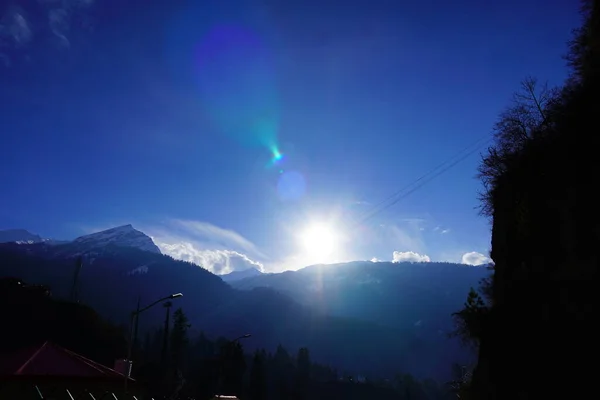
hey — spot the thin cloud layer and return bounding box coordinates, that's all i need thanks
[145,219,267,275]
[171,219,268,259]
[392,251,431,263]
[461,251,492,266]
[433,226,450,234]
[0,0,95,65]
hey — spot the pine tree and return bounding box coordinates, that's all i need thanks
[249,350,267,400]
[273,344,293,399]
[170,308,190,373]
[294,347,311,400]
[451,288,488,349]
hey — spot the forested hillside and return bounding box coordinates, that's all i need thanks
[0,241,469,381]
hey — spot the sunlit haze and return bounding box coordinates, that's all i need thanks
[299,223,340,263]
[0,0,580,274]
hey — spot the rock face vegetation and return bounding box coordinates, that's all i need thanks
[455,1,599,398]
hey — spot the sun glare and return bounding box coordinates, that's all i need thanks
[300,223,339,260]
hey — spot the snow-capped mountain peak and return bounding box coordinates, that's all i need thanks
[73,224,161,254]
[0,229,44,244]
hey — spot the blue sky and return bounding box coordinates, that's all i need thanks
[0,0,581,272]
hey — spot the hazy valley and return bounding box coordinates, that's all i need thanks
[0,225,489,381]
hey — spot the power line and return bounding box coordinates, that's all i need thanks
[353,136,492,226]
[353,135,490,223]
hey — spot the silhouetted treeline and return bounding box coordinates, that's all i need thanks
[454,0,599,398]
[0,277,455,399]
[135,307,456,399]
[0,277,127,367]
[0,243,477,381]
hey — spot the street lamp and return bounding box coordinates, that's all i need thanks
[124,292,183,392]
[232,334,252,343]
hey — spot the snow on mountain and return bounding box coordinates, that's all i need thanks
[43,238,71,246]
[0,229,43,244]
[127,264,151,276]
[73,224,161,254]
[220,267,263,282]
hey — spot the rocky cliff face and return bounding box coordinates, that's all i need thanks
[472,49,599,400]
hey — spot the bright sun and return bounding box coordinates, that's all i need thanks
[300,223,339,260]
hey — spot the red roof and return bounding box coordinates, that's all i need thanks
[0,341,133,381]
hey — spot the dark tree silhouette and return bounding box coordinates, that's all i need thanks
[219,340,246,397]
[170,307,190,373]
[249,350,268,400]
[566,0,598,84]
[451,288,488,350]
[478,77,560,216]
[294,347,311,400]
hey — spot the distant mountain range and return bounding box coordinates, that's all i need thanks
[0,229,43,244]
[0,225,489,381]
[229,261,488,331]
[221,267,264,282]
[0,225,159,254]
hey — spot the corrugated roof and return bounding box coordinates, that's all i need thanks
[0,341,133,381]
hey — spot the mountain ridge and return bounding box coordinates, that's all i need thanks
[73,224,161,254]
[0,229,44,244]
[0,225,161,255]
[0,239,480,380]
[0,242,443,379]
[230,259,490,370]
[220,267,263,282]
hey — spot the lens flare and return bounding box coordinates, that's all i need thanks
[165,1,283,168]
[277,171,306,201]
[193,25,279,152]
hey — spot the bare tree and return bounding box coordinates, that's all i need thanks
[478,77,559,216]
[493,77,558,153]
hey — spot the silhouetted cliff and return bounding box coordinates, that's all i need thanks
[470,1,599,398]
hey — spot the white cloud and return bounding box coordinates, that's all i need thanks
[84,219,292,273]
[433,226,450,234]
[461,251,492,266]
[370,257,380,262]
[141,219,267,275]
[2,8,32,46]
[0,0,95,64]
[392,251,431,263]
[48,8,70,48]
[171,219,268,259]
[157,241,264,275]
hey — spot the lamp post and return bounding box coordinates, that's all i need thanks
[232,334,252,343]
[124,293,183,392]
[159,301,173,373]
